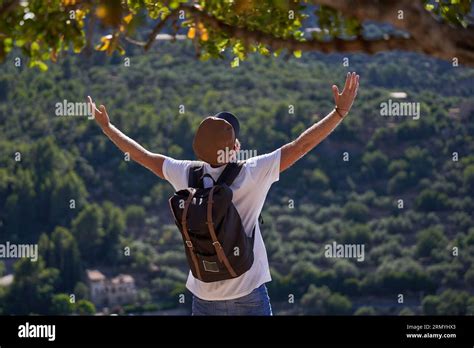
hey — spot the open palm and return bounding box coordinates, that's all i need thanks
[332,72,359,117]
[87,96,110,129]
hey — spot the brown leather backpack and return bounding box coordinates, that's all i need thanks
[168,162,255,282]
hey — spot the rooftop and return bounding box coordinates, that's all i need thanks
[111,274,135,284]
[86,269,106,282]
[0,274,14,287]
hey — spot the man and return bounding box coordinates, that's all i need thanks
[88,72,359,315]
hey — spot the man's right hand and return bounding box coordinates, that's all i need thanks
[87,95,166,179]
[88,96,110,129]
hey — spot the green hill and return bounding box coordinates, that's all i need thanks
[0,41,473,314]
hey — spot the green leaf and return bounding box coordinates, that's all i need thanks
[31,42,40,52]
[231,57,239,68]
[4,38,13,53]
[30,60,48,71]
[293,50,302,58]
[169,0,181,10]
[117,45,126,55]
[15,39,26,47]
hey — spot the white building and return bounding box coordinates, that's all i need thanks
[0,274,13,287]
[86,269,137,308]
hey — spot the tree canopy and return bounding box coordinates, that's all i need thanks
[0,0,473,70]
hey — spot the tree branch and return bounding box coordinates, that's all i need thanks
[124,36,146,46]
[312,0,474,65]
[185,5,419,56]
[133,2,473,66]
[144,8,182,51]
[84,10,97,55]
[0,0,18,17]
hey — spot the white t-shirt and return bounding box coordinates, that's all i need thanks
[162,149,281,301]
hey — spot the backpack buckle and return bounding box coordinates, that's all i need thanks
[185,240,193,248]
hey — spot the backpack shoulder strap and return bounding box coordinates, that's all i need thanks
[216,161,245,186]
[188,164,204,188]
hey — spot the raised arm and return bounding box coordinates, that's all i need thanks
[87,96,165,179]
[280,72,359,172]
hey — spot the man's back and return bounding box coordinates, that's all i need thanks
[162,149,281,300]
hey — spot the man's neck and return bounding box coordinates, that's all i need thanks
[210,163,226,168]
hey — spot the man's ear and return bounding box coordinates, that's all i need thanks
[234,138,241,152]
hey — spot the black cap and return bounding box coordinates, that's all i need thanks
[214,111,240,138]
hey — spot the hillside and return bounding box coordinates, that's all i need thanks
[0,41,473,315]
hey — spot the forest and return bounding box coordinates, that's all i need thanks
[0,40,473,315]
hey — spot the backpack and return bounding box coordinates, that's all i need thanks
[168,161,255,282]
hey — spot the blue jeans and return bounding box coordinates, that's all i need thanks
[192,284,272,316]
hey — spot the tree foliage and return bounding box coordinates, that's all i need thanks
[1,0,473,70]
